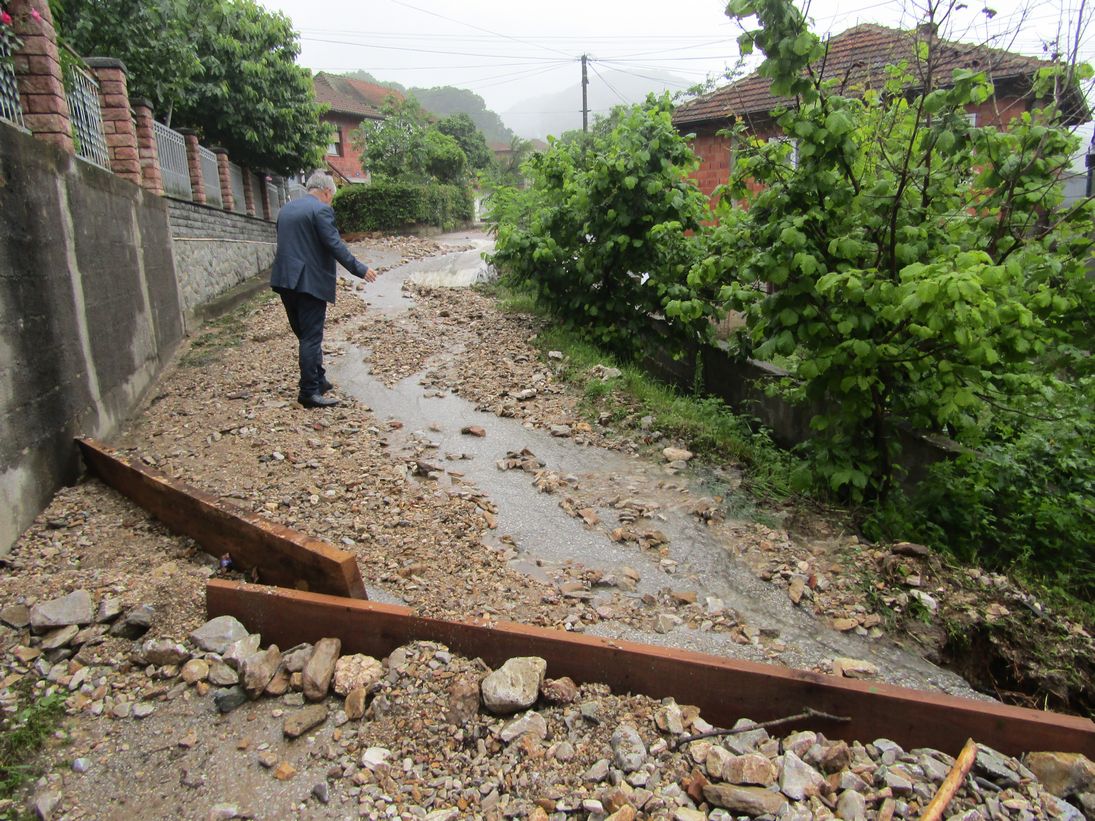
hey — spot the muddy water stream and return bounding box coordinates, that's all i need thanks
[332,234,981,700]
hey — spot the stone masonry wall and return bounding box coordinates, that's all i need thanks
[167,198,276,318]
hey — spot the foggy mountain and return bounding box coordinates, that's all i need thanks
[502,67,696,140]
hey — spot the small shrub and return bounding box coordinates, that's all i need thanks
[334,181,472,232]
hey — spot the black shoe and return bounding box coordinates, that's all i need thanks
[320,379,335,394]
[298,393,339,408]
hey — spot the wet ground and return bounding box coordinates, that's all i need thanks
[331,232,981,700]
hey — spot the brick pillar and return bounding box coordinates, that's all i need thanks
[241,168,257,217]
[84,58,140,185]
[131,98,164,195]
[259,174,272,221]
[9,0,74,154]
[178,128,206,204]
[212,147,234,212]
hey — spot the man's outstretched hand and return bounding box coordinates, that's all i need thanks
[361,266,377,283]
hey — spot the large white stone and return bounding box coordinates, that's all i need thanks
[480,657,546,715]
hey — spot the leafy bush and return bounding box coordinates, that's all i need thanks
[866,378,1095,599]
[676,0,1095,501]
[334,181,472,232]
[487,94,714,358]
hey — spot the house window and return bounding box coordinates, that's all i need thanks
[965,111,977,127]
[328,130,342,157]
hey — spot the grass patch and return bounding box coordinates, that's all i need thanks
[0,685,66,813]
[527,321,802,501]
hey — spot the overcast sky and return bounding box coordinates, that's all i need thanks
[260,0,1094,114]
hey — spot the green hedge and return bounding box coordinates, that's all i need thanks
[333,180,473,232]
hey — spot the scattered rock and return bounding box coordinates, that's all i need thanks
[500,711,548,743]
[190,616,249,654]
[461,425,486,437]
[448,675,480,724]
[703,783,787,815]
[213,686,248,714]
[109,604,154,639]
[540,676,578,705]
[223,634,261,671]
[208,660,240,687]
[833,657,880,679]
[1024,751,1095,799]
[283,704,328,739]
[141,638,190,667]
[610,725,647,773]
[30,590,93,630]
[779,750,826,800]
[344,686,367,720]
[333,654,383,695]
[241,644,281,697]
[302,638,341,701]
[1,603,30,629]
[662,447,693,463]
[481,656,546,715]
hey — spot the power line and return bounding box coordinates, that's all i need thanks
[588,61,630,105]
[386,0,575,59]
[300,36,575,61]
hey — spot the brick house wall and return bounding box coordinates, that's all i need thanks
[324,112,372,181]
[685,95,1036,203]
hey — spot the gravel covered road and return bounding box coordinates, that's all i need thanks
[1,233,1089,820]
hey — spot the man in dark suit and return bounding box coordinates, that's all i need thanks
[270,171,376,408]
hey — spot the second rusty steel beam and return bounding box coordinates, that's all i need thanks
[207,579,1095,760]
[78,438,367,599]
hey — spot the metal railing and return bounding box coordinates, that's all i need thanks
[63,60,110,169]
[152,120,192,199]
[266,180,281,220]
[0,38,25,128]
[250,174,265,217]
[199,145,222,208]
[229,161,246,214]
[287,180,307,201]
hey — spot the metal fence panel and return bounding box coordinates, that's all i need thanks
[64,62,110,169]
[0,37,25,128]
[229,162,246,213]
[251,174,265,217]
[266,181,281,220]
[153,121,192,199]
[199,146,222,208]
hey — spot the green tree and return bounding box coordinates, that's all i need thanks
[436,112,492,170]
[170,0,328,174]
[679,0,1094,499]
[52,0,200,117]
[353,95,469,184]
[488,94,713,356]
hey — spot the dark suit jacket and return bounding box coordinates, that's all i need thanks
[270,194,367,303]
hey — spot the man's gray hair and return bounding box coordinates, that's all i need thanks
[305,171,336,193]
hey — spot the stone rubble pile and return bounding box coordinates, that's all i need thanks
[5,598,1092,820]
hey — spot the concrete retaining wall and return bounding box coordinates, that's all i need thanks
[167,198,276,318]
[0,124,185,554]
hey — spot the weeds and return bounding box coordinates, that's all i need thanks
[0,684,66,813]
[180,292,275,368]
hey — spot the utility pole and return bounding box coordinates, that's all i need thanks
[581,54,589,133]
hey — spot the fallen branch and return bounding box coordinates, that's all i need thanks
[918,737,978,821]
[670,707,850,749]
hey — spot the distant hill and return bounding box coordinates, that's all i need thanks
[408,86,515,144]
[336,74,514,144]
[502,68,696,140]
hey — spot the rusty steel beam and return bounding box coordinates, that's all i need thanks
[207,580,1095,759]
[78,439,367,599]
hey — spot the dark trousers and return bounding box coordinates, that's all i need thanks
[278,290,327,397]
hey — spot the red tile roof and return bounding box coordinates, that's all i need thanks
[674,23,1070,126]
[313,72,404,118]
